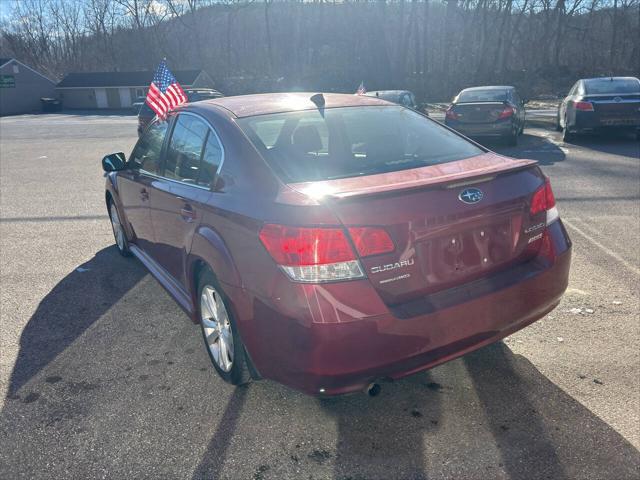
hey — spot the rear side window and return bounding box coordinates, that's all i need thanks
[584,78,640,94]
[129,120,168,173]
[164,115,208,183]
[238,106,483,183]
[568,82,579,96]
[198,132,223,187]
[457,89,508,102]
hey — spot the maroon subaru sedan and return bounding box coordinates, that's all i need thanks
[102,93,571,396]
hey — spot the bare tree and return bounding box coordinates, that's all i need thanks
[1,0,638,97]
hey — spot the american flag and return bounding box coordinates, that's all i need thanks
[355,81,366,95]
[145,60,187,119]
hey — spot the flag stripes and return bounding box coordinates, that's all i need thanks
[145,60,187,120]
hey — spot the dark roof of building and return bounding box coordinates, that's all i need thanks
[0,58,56,83]
[57,70,202,88]
[188,92,392,118]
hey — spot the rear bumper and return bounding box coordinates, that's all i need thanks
[445,119,513,137]
[241,220,571,396]
[572,111,640,132]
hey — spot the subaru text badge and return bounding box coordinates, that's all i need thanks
[458,187,484,204]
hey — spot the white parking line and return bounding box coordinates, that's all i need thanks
[563,218,640,276]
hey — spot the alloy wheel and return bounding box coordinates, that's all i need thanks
[201,285,234,372]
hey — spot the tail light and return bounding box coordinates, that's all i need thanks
[526,177,559,258]
[530,177,559,225]
[259,224,364,282]
[347,227,394,257]
[497,106,515,119]
[445,106,459,120]
[573,101,594,111]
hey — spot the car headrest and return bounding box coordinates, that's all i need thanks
[292,125,323,153]
[365,133,403,162]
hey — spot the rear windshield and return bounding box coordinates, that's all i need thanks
[457,89,508,103]
[237,106,483,183]
[584,78,640,94]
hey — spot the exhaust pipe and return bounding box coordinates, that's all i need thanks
[366,383,381,397]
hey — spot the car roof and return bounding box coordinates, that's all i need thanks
[460,85,514,92]
[185,88,223,93]
[581,76,639,83]
[187,92,391,118]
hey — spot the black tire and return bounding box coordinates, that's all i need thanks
[197,268,252,386]
[108,199,131,257]
[506,125,518,146]
[562,122,574,143]
[555,112,563,132]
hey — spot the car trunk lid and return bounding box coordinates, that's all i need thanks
[450,102,510,124]
[584,93,640,120]
[282,153,545,305]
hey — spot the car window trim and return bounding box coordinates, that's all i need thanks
[155,111,226,192]
[128,118,170,175]
[198,129,224,188]
[238,105,488,184]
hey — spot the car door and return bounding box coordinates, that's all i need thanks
[117,120,168,254]
[148,112,223,288]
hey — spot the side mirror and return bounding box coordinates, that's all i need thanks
[102,152,127,172]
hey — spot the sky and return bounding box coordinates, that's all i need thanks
[0,1,19,21]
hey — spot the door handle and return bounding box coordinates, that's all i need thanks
[180,204,196,222]
[140,188,149,201]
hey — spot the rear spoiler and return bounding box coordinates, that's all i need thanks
[453,101,509,106]
[276,153,537,205]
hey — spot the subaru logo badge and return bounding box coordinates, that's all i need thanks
[459,188,484,204]
[614,96,622,103]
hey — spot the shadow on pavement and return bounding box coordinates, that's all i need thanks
[2,249,639,478]
[464,342,640,480]
[191,386,250,480]
[565,130,640,159]
[192,343,640,479]
[489,132,567,165]
[319,372,441,480]
[5,246,147,397]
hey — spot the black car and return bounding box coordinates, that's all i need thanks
[136,88,224,136]
[556,77,640,141]
[444,86,526,146]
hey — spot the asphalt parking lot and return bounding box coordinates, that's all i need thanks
[1,113,639,479]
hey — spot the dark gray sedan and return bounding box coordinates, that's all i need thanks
[556,77,640,142]
[364,90,419,110]
[444,86,526,146]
